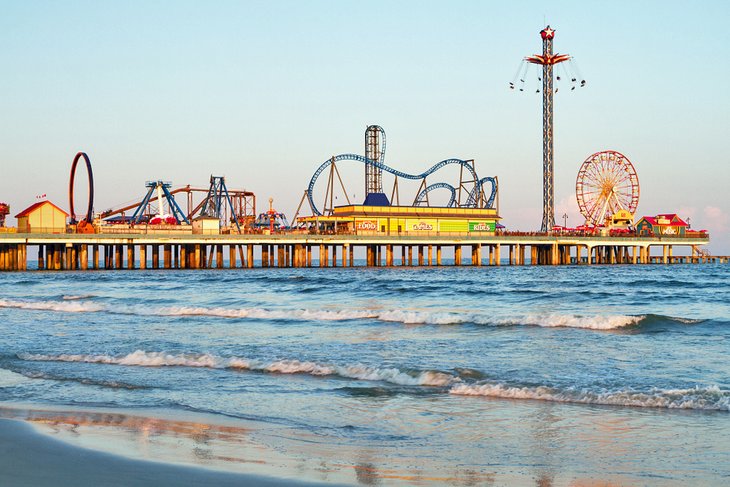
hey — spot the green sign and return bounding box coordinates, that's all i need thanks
[468,221,495,232]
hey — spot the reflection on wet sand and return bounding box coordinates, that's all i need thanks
[0,406,275,472]
[4,408,251,440]
[0,403,670,486]
[529,403,570,486]
[0,405,501,485]
[338,460,496,486]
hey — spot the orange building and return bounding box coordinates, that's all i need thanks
[15,201,69,233]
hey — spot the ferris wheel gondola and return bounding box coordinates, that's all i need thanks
[576,150,640,226]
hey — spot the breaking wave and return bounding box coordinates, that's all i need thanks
[157,306,379,321]
[0,298,706,330]
[61,294,96,301]
[17,351,458,387]
[449,383,730,411]
[0,298,104,313]
[494,314,643,330]
[16,351,728,411]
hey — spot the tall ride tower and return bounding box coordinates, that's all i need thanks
[525,26,571,232]
[364,125,386,196]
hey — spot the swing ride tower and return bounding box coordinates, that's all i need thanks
[525,26,571,232]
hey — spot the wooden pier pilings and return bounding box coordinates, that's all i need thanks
[0,234,722,271]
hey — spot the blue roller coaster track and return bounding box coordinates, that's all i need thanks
[307,154,497,216]
[414,182,457,207]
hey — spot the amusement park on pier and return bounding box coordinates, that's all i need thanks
[0,26,721,271]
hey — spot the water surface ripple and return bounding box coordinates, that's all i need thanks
[1,264,728,484]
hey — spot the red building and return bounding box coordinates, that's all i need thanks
[635,214,688,237]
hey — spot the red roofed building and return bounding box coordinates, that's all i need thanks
[635,214,688,237]
[15,200,69,233]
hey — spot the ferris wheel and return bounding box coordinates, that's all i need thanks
[576,150,640,226]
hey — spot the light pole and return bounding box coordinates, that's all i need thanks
[562,212,568,229]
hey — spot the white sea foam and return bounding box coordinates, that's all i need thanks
[0,298,103,313]
[335,365,456,386]
[0,297,647,330]
[18,351,224,368]
[671,317,704,325]
[375,310,466,325]
[18,351,459,387]
[376,311,642,329]
[157,306,378,321]
[494,313,643,330]
[178,307,641,329]
[449,383,730,411]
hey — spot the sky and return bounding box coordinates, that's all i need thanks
[1,1,728,252]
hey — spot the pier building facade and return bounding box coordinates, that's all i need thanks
[14,201,68,234]
[298,205,500,236]
[0,231,718,272]
[636,214,690,237]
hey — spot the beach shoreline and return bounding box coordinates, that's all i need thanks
[0,417,336,487]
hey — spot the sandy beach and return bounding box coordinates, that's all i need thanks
[0,418,334,487]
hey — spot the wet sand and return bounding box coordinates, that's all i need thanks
[0,418,333,487]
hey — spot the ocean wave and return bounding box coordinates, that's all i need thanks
[0,368,31,387]
[16,351,729,411]
[355,310,642,329]
[156,306,379,321]
[157,308,647,329]
[639,314,705,326]
[0,298,104,313]
[17,351,458,387]
[19,370,147,390]
[449,383,730,411]
[61,294,96,301]
[494,314,643,330]
[0,297,705,331]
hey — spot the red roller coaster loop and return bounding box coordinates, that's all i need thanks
[69,152,94,229]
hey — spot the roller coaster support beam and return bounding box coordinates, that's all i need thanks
[161,184,190,224]
[130,185,157,223]
[131,182,190,225]
[200,176,241,233]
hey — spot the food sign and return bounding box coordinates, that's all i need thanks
[356,220,378,232]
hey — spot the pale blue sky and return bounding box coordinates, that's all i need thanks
[1,1,728,251]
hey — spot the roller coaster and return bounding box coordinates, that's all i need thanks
[299,126,498,218]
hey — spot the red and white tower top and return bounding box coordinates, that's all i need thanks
[540,26,555,40]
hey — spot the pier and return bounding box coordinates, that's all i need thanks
[0,233,720,271]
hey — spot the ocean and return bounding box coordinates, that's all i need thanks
[1,263,728,485]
